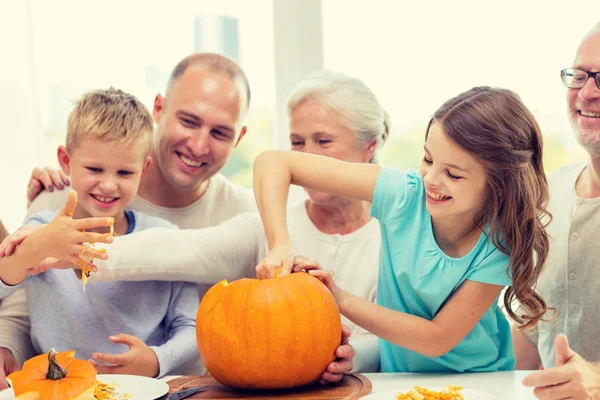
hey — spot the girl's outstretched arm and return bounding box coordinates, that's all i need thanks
[253,150,380,279]
[302,258,504,358]
[337,280,504,357]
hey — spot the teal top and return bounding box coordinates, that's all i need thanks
[371,167,515,372]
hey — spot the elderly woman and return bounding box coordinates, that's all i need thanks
[0,70,390,374]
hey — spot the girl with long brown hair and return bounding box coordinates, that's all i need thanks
[252,86,550,372]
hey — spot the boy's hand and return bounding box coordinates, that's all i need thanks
[255,244,293,280]
[29,190,113,265]
[90,334,159,378]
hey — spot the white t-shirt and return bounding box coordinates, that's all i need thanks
[2,183,381,372]
[83,200,382,371]
[286,200,380,339]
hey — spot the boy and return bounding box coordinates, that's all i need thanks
[0,88,199,378]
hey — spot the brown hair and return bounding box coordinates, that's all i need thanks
[66,87,153,156]
[426,86,551,331]
[167,53,251,115]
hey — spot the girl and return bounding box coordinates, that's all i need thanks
[253,86,550,372]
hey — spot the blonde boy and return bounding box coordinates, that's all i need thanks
[0,88,199,377]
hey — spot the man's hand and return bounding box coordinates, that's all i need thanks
[89,334,159,378]
[27,167,70,207]
[0,347,21,390]
[523,334,600,399]
[319,324,355,385]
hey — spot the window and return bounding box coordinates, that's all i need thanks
[321,0,595,171]
[1,0,275,231]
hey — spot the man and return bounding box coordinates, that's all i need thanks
[0,53,354,388]
[515,24,600,400]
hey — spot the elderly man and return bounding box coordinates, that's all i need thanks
[0,53,354,388]
[515,24,600,400]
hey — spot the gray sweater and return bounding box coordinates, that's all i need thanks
[0,209,199,377]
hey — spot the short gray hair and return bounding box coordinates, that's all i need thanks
[287,70,391,163]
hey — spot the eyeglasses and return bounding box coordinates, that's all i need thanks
[561,68,600,89]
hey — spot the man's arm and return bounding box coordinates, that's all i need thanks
[90,213,267,284]
[512,323,542,370]
[0,288,35,364]
[0,221,35,368]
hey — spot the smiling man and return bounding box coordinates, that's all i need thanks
[514,24,600,400]
[0,53,356,388]
[0,54,256,384]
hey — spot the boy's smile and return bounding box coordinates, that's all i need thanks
[57,139,151,234]
[89,193,120,209]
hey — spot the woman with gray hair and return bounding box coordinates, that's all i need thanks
[1,70,390,375]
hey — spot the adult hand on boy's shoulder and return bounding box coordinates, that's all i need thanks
[89,334,159,378]
[27,167,70,207]
[319,324,355,385]
[0,347,20,390]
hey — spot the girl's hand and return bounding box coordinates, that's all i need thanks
[293,255,340,298]
[29,190,113,265]
[90,334,159,378]
[255,244,293,280]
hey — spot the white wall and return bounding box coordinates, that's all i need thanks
[0,0,44,232]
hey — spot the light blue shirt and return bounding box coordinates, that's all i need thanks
[0,210,199,377]
[371,167,515,373]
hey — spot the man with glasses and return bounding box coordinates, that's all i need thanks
[514,23,600,400]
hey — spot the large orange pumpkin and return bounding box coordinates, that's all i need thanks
[196,272,342,389]
[7,349,97,400]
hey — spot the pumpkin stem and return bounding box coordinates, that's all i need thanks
[46,349,67,380]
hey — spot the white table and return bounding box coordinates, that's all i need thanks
[361,371,536,399]
[162,371,538,399]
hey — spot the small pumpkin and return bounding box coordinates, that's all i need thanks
[7,349,97,400]
[196,272,342,389]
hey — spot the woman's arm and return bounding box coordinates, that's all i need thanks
[336,280,504,357]
[90,213,266,284]
[253,151,380,277]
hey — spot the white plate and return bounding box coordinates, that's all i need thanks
[362,387,501,400]
[0,374,169,400]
